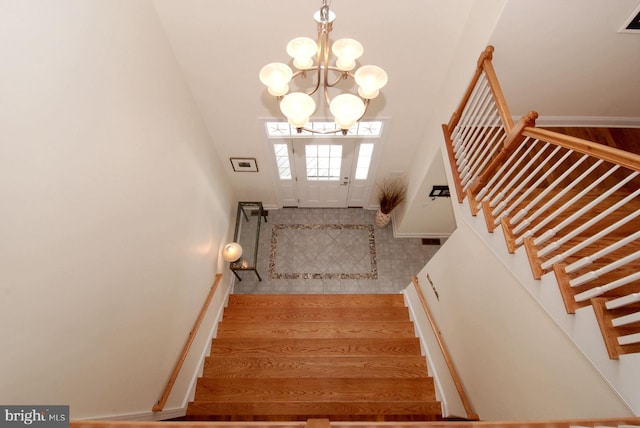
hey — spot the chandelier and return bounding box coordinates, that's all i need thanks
[259,0,388,135]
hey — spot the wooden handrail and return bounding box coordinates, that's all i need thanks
[152,273,223,412]
[445,45,515,136]
[70,417,640,428]
[480,52,514,133]
[443,45,516,203]
[446,46,495,134]
[69,418,640,428]
[523,127,640,172]
[411,276,479,421]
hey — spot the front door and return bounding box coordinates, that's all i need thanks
[293,140,355,208]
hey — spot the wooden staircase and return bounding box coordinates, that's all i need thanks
[443,46,640,361]
[186,294,441,422]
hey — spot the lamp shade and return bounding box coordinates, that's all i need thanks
[355,65,388,99]
[280,92,316,128]
[332,38,364,71]
[259,62,293,97]
[330,93,365,130]
[222,242,243,262]
[287,37,318,69]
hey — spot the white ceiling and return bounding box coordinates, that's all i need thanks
[152,0,481,204]
[152,0,640,205]
[489,0,640,120]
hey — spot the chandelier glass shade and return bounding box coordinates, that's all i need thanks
[259,1,387,135]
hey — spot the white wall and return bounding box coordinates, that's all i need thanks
[0,1,234,419]
[489,0,640,122]
[394,0,507,235]
[393,153,457,238]
[406,220,633,419]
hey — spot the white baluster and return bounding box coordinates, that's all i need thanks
[475,126,514,202]
[510,154,589,226]
[618,332,640,346]
[461,124,506,192]
[456,81,493,158]
[457,156,467,170]
[492,146,568,225]
[461,102,500,180]
[569,250,640,287]
[464,116,503,184]
[483,141,537,204]
[513,160,604,237]
[542,206,640,270]
[612,310,640,327]
[459,114,498,172]
[489,141,549,210]
[452,74,488,148]
[607,293,640,310]
[538,187,640,257]
[533,170,638,248]
[517,164,620,246]
[574,271,640,302]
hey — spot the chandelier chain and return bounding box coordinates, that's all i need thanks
[320,1,330,23]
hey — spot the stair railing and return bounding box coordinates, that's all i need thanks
[412,276,479,421]
[152,273,223,412]
[442,46,640,360]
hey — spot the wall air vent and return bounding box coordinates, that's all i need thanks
[619,3,640,33]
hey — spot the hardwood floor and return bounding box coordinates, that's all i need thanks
[542,127,640,154]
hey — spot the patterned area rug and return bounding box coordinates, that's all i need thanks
[269,224,378,279]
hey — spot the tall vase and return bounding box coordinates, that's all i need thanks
[375,209,392,228]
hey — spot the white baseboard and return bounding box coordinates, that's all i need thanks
[401,289,451,418]
[180,288,231,409]
[390,212,452,239]
[526,116,640,128]
[85,407,185,421]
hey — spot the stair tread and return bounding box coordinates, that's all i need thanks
[216,321,417,338]
[209,337,423,356]
[227,294,406,308]
[203,355,429,378]
[193,377,435,401]
[222,306,410,322]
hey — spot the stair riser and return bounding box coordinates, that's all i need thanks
[209,338,423,357]
[203,356,429,378]
[222,307,410,322]
[226,294,407,308]
[193,378,435,401]
[186,400,442,417]
[216,322,417,339]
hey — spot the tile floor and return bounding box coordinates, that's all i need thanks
[231,208,442,294]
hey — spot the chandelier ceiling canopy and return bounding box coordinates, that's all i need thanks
[259,0,388,135]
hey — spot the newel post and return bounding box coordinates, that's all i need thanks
[467,111,538,197]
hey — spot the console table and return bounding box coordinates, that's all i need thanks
[229,202,266,281]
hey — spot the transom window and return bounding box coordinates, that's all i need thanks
[266,121,383,138]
